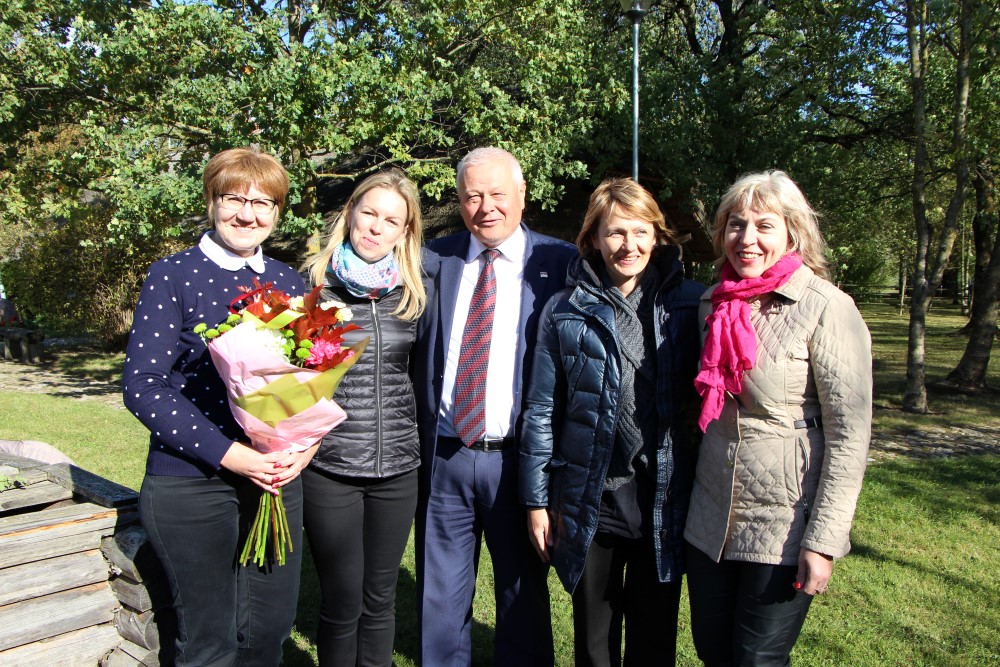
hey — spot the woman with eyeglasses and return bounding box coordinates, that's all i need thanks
[123,147,311,666]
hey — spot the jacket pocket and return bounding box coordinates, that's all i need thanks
[799,429,825,514]
[546,458,570,521]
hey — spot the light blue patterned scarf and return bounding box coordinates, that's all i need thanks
[327,242,400,299]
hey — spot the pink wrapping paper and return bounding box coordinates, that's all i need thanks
[207,321,348,453]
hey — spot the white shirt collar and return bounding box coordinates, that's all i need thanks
[199,232,266,273]
[465,224,527,266]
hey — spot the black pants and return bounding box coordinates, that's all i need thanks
[302,467,418,667]
[572,531,682,667]
[139,472,303,667]
[685,542,813,667]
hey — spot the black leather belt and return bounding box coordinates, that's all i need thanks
[438,436,516,452]
[793,416,823,429]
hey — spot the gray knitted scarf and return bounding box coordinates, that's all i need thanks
[602,263,660,491]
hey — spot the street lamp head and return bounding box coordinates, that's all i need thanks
[619,0,653,15]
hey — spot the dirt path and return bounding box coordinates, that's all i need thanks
[1,359,998,460]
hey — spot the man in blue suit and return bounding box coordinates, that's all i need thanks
[414,147,576,666]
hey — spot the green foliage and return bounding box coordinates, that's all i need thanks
[831,242,895,297]
[0,474,26,492]
[3,0,610,241]
[1,206,186,348]
[3,0,1000,359]
[2,0,619,334]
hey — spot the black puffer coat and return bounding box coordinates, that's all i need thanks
[309,278,420,479]
[519,246,703,594]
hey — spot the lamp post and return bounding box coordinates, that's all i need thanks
[620,0,653,182]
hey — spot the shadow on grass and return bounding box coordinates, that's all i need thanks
[51,345,125,384]
[833,455,1000,663]
[289,534,497,667]
[848,455,1000,614]
[860,454,1000,526]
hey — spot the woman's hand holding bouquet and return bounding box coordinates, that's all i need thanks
[197,279,368,566]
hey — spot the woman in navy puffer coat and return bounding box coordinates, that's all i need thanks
[520,178,703,666]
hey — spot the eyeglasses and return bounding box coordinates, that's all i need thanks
[217,193,278,215]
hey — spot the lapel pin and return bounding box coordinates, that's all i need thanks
[540,272,548,278]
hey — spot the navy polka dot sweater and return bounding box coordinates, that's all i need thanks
[123,245,305,478]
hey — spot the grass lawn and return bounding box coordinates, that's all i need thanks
[862,303,999,431]
[1,302,998,665]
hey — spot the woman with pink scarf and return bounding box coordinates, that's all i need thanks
[684,171,872,666]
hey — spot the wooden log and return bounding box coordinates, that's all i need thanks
[0,549,108,607]
[109,575,171,614]
[0,466,49,486]
[42,463,139,509]
[101,526,162,583]
[113,605,176,655]
[2,336,17,361]
[0,480,74,512]
[117,637,165,665]
[0,624,121,667]
[102,637,165,666]
[0,581,119,651]
[101,646,143,667]
[0,531,102,569]
[114,607,159,651]
[0,503,125,568]
[25,340,44,364]
[0,329,43,364]
[0,501,122,535]
[0,453,48,473]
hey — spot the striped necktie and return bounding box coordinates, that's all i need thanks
[453,248,500,447]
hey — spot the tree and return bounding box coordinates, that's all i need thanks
[902,0,993,411]
[941,161,999,391]
[2,0,617,344]
[2,1,614,242]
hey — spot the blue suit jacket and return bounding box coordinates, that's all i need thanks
[414,224,576,476]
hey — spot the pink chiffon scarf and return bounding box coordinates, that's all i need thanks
[694,253,803,432]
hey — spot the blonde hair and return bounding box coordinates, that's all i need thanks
[203,147,289,220]
[711,170,830,279]
[302,169,426,320]
[576,177,677,256]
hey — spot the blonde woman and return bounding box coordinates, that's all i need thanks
[300,169,427,666]
[685,170,872,665]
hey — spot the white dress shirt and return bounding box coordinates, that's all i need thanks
[199,232,266,273]
[438,226,526,440]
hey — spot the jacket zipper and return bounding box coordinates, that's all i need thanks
[372,299,383,477]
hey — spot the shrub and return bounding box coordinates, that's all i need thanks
[2,208,187,350]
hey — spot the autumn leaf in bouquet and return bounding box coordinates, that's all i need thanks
[195,279,369,566]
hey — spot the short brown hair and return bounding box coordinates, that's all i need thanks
[203,147,289,216]
[575,178,676,256]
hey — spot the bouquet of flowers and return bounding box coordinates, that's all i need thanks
[195,278,368,566]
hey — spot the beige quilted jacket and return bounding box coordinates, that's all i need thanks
[684,265,872,566]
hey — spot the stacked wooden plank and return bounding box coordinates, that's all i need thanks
[101,525,176,666]
[0,453,174,666]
